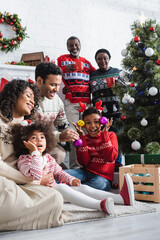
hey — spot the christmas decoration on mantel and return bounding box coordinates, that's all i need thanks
[113,14,160,155]
[0,11,28,53]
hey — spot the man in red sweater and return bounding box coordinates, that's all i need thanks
[57,36,96,168]
[65,106,118,191]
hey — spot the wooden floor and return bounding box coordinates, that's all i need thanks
[1,203,160,240]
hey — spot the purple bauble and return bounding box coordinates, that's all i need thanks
[99,116,108,125]
[74,138,83,147]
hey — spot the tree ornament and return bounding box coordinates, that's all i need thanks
[149,26,155,31]
[128,97,135,104]
[121,49,128,57]
[131,140,141,150]
[0,11,28,53]
[119,70,126,78]
[77,120,85,127]
[74,138,83,147]
[122,97,128,104]
[140,118,148,126]
[145,47,154,57]
[134,36,140,42]
[148,87,158,96]
[123,93,131,101]
[121,115,126,120]
[99,116,108,125]
[156,59,160,65]
[132,66,137,71]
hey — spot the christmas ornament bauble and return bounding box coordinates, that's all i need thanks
[121,115,126,120]
[140,118,148,126]
[122,97,128,104]
[134,36,140,42]
[121,49,128,57]
[119,70,126,78]
[148,87,158,96]
[131,140,141,150]
[129,97,135,104]
[99,116,108,125]
[123,93,131,101]
[145,47,154,57]
[130,83,135,87]
[77,120,85,127]
[156,59,160,65]
[74,138,83,147]
[132,66,137,71]
[149,26,154,31]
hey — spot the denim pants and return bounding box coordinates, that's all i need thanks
[65,168,111,191]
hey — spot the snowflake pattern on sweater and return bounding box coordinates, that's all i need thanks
[18,151,75,187]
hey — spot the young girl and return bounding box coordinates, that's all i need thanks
[65,103,135,206]
[12,119,117,215]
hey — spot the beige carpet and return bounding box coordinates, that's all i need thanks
[63,201,156,223]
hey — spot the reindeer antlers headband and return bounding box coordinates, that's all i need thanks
[78,100,104,113]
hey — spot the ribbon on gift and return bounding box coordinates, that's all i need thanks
[140,154,145,164]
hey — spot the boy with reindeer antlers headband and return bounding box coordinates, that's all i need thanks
[65,101,135,206]
[65,100,118,192]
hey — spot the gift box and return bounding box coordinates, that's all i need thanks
[125,154,160,165]
[119,164,160,202]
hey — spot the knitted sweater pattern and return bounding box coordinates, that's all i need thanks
[57,54,96,103]
[77,131,118,181]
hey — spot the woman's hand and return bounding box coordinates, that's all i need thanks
[72,178,81,186]
[40,167,54,187]
[23,140,37,153]
[102,117,113,132]
[72,122,85,136]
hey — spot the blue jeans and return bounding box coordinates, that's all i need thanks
[65,168,111,191]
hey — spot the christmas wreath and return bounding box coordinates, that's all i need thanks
[0,11,28,53]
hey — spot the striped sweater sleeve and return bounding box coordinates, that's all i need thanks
[17,151,43,180]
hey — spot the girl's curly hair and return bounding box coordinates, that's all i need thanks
[0,79,40,120]
[12,119,56,157]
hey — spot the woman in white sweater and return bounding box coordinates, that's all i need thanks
[0,79,71,230]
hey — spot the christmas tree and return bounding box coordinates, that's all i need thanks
[113,17,160,155]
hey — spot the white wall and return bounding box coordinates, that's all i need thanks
[0,0,160,70]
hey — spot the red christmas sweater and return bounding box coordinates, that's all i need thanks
[57,54,96,103]
[77,131,118,181]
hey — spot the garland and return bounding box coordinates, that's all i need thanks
[0,11,28,53]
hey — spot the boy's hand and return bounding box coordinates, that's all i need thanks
[102,117,113,132]
[72,178,81,186]
[73,122,85,136]
[23,140,37,153]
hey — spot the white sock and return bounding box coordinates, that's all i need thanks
[54,184,101,211]
[72,184,124,205]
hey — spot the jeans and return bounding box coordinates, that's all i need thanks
[65,168,111,191]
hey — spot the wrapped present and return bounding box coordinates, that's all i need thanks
[125,154,160,165]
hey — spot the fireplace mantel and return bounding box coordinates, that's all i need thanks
[0,63,35,82]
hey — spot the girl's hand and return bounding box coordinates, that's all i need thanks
[72,122,85,136]
[102,117,113,132]
[23,140,37,153]
[40,167,54,187]
[72,178,81,186]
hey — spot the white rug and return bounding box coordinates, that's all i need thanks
[63,201,156,223]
